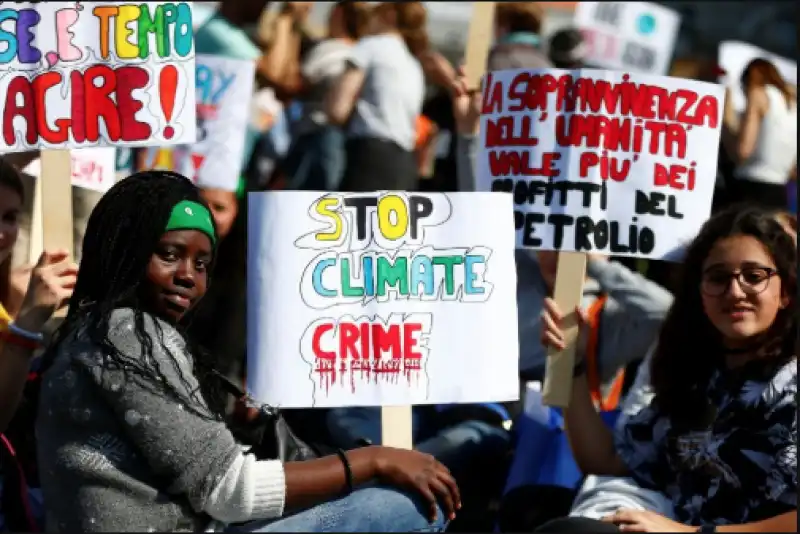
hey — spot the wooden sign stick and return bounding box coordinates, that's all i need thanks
[542,252,587,407]
[379,2,496,450]
[30,149,74,321]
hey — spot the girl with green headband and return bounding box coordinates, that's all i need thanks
[35,171,458,533]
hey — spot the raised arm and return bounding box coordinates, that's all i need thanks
[588,258,673,380]
[0,250,76,432]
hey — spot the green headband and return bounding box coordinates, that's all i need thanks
[165,200,217,245]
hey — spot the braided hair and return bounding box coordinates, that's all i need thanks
[41,170,229,420]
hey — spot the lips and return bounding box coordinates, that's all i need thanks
[163,291,193,309]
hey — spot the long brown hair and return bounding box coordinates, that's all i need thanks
[0,158,24,310]
[650,205,797,427]
[373,2,429,58]
[741,58,796,108]
[335,1,370,40]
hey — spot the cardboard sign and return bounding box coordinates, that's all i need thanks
[573,2,680,75]
[718,41,798,113]
[475,68,725,261]
[23,148,117,193]
[247,191,520,409]
[0,2,196,151]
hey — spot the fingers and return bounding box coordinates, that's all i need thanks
[434,463,461,510]
[428,477,456,521]
[37,248,69,266]
[543,297,563,321]
[415,482,439,523]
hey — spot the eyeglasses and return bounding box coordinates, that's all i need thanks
[700,267,778,297]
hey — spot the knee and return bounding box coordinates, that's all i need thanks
[354,486,448,532]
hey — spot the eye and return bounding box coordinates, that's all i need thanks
[742,268,770,285]
[705,271,731,285]
[156,246,179,262]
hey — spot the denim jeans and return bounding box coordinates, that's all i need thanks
[283,127,345,191]
[325,407,511,477]
[227,486,447,532]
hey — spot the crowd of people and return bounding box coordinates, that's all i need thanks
[0,1,796,532]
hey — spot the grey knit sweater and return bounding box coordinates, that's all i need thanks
[36,308,285,532]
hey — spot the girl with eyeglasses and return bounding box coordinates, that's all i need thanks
[537,204,797,533]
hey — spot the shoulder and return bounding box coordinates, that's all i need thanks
[107,308,187,359]
[195,17,260,60]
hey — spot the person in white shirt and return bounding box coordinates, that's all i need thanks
[725,58,797,209]
[326,2,427,192]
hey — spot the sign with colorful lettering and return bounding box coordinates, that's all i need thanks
[573,2,680,75]
[475,68,725,261]
[247,191,520,408]
[0,2,196,151]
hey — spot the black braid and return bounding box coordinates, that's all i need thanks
[40,170,229,420]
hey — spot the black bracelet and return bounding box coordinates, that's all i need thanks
[698,525,716,533]
[335,448,354,495]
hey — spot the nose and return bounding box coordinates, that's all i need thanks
[174,258,197,287]
[725,275,748,299]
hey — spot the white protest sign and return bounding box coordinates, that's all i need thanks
[247,191,520,409]
[574,2,680,75]
[0,2,196,151]
[190,55,255,191]
[475,68,725,261]
[23,148,117,193]
[136,55,255,191]
[719,41,798,113]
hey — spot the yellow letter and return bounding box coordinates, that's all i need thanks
[314,198,342,241]
[377,195,408,241]
[115,5,141,59]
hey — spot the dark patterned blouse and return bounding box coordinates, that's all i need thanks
[615,358,797,526]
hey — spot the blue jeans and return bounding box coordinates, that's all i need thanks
[227,486,447,532]
[283,127,345,191]
[326,407,511,476]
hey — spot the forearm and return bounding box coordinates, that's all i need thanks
[564,375,628,477]
[455,134,477,192]
[587,259,673,318]
[0,342,35,432]
[715,511,797,533]
[284,447,377,511]
[257,15,297,85]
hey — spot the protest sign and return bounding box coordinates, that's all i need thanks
[573,2,680,75]
[135,55,254,192]
[719,41,798,113]
[23,148,117,193]
[0,2,196,151]
[247,191,520,409]
[189,54,255,190]
[475,68,725,261]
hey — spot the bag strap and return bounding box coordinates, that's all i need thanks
[584,294,626,412]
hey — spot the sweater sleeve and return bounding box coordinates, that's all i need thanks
[78,308,286,522]
[587,260,674,381]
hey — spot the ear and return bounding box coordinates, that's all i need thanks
[779,291,790,309]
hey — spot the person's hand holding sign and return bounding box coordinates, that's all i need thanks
[450,66,482,136]
[15,249,78,333]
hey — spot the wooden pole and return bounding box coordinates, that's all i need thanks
[542,252,587,407]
